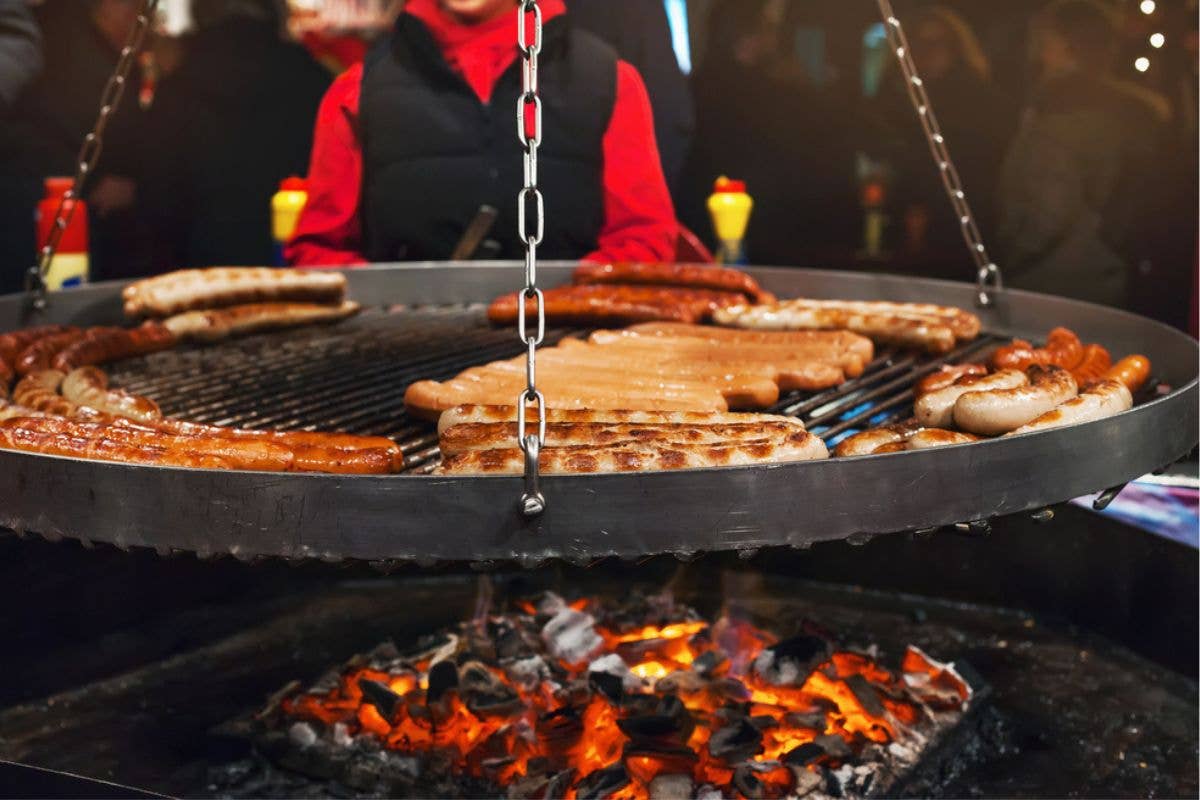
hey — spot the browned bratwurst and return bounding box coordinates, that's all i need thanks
[52,321,177,371]
[572,262,776,304]
[487,284,748,327]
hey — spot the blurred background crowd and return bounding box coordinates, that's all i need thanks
[0,0,1195,328]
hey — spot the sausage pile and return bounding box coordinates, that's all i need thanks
[404,323,875,420]
[434,405,828,475]
[836,327,1152,457]
[488,263,774,328]
[0,268,401,474]
[713,298,982,354]
[124,267,361,342]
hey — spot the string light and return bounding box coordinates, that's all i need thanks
[1150,33,1165,48]
[1135,56,1151,72]
[1139,0,1156,14]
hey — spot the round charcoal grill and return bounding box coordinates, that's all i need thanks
[0,262,1194,565]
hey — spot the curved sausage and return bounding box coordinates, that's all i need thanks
[1103,355,1152,394]
[1007,380,1133,436]
[0,325,73,366]
[913,369,1027,429]
[1069,343,1112,386]
[15,330,86,376]
[953,365,1079,436]
[573,262,774,304]
[52,321,178,371]
[903,429,981,450]
[914,364,989,397]
[12,370,78,416]
[992,327,1084,371]
[834,421,924,457]
[61,367,161,422]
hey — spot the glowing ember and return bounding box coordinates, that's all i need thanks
[280,594,971,799]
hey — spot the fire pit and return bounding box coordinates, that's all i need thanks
[236,592,978,799]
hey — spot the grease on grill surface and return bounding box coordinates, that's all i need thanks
[104,305,1007,474]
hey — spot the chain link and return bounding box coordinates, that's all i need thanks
[517,0,546,516]
[25,0,160,310]
[876,0,1003,308]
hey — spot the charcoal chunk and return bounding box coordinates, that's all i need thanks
[357,679,401,721]
[575,764,630,800]
[708,718,764,762]
[426,660,459,704]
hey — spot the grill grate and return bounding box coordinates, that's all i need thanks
[105,305,1006,473]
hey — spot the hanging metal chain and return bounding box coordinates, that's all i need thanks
[25,0,161,310]
[876,0,1003,307]
[516,0,546,516]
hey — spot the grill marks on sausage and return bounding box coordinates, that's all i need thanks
[487,285,749,328]
[123,267,347,317]
[572,262,775,304]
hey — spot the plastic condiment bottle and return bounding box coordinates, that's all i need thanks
[707,176,753,265]
[271,176,309,265]
[36,177,89,289]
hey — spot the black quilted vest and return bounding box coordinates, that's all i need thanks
[359,14,616,261]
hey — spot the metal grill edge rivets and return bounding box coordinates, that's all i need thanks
[876,0,1004,308]
[516,0,547,517]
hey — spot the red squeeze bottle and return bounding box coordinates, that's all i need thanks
[36,177,90,289]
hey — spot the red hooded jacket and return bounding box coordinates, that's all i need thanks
[286,0,677,267]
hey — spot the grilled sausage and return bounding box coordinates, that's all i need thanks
[52,321,178,371]
[0,325,73,366]
[914,364,988,396]
[122,267,347,317]
[913,369,1027,429]
[588,329,868,376]
[625,322,875,363]
[953,365,1079,436]
[15,329,87,376]
[1006,380,1133,436]
[1103,355,1152,393]
[0,416,283,470]
[12,370,78,416]
[713,302,959,354]
[436,404,808,436]
[991,327,1084,371]
[1067,343,1113,386]
[162,300,361,343]
[555,337,847,390]
[903,429,981,450]
[778,298,981,340]
[834,421,924,457]
[473,358,780,410]
[487,285,747,327]
[572,262,775,304]
[436,429,829,475]
[440,421,807,457]
[61,367,161,422]
[451,368,729,411]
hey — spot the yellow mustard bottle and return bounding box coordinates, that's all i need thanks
[271,176,308,265]
[707,176,753,265]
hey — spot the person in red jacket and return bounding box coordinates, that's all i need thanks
[287,0,677,267]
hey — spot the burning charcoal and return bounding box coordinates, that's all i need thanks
[495,621,540,661]
[813,734,851,760]
[732,761,794,800]
[843,674,887,718]
[623,745,699,786]
[648,773,694,800]
[708,718,764,762]
[789,766,825,797]
[402,631,460,664]
[542,607,604,665]
[695,785,724,800]
[783,741,825,767]
[458,661,520,715]
[357,679,402,721]
[331,723,353,749]
[709,677,752,702]
[749,715,778,731]
[692,650,727,677]
[533,592,568,617]
[539,707,584,753]
[507,768,574,800]
[754,635,831,686]
[426,660,459,703]
[288,721,318,749]
[783,711,828,731]
[575,764,630,800]
[654,670,706,694]
[506,655,551,692]
[588,653,645,693]
[589,670,625,705]
[618,715,686,743]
